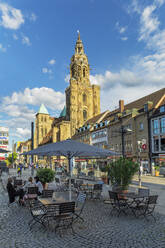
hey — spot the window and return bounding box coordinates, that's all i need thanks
[160,106,165,113]
[153,119,159,134]
[45,117,47,122]
[83,93,87,104]
[41,116,43,122]
[45,128,47,135]
[139,122,144,130]
[153,136,159,152]
[83,110,87,121]
[160,117,165,133]
[161,135,165,151]
[83,68,86,77]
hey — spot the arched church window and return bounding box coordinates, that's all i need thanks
[83,93,87,104]
[83,110,87,121]
[45,128,47,135]
[83,68,86,77]
[45,117,47,122]
[41,127,43,137]
[41,116,43,122]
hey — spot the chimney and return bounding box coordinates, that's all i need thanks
[119,100,124,113]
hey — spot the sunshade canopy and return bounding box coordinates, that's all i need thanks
[0,148,10,153]
[22,139,117,158]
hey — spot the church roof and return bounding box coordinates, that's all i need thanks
[37,104,49,115]
[59,106,66,117]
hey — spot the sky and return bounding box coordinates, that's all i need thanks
[0,0,165,149]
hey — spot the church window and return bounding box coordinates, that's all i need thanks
[41,127,43,137]
[45,117,47,122]
[41,116,43,122]
[83,110,87,121]
[45,128,47,135]
[83,68,86,77]
[83,93,87,104]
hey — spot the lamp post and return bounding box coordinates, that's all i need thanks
[137,141,142,188]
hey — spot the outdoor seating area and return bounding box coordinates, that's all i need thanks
[0,169,165,248]
[107,189,158,221]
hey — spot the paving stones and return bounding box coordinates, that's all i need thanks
[0,170,165,248]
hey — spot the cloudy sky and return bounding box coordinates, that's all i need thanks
[0,0,165,148]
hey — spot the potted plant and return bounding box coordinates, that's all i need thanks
[154,166,160,177]
[103,158,139,192]
[36,168,55,188]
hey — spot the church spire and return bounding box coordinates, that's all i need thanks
[75,31,84,55]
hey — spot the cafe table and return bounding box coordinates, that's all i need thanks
[39,191,77,205]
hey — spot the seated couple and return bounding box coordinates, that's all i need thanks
[7,176,43,205]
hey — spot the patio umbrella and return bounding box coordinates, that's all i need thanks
[22,139,117,200]
[0,148,10,153]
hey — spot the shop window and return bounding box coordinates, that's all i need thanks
[153,137,159,152]
[161,135,165,151]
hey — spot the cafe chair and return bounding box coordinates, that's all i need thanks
[28,200,47,229]
[73,192,86,222]
[92,184,102,200]
[55,201,75,235]
[42,189,54,198]
[131,195,158,221]
[108,191,129,217]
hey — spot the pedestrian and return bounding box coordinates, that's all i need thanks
[17,166,21,177]
[34,176,43,195]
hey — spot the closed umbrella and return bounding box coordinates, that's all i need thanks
[22,139,117,200]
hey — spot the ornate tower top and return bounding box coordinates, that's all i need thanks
[75,31,84,55]
[70,32,90,85]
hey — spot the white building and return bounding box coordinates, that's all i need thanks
[0,126,9,161]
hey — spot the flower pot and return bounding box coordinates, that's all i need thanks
[155,171,159,177]
[42,183,48,189]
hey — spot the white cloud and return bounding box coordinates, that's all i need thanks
[48,59,56,65]
[22,35,31,46]
[116,22,127,34]
[16,127,31,137]
[65,74,70,83]
[0,43,6,52]
[42,67,52,74]
[29,13,37,22]
[13,34,18,40]
[3,87,65,111]
[0,3,24,30]
[121,37,128,41]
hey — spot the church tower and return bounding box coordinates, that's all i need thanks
[34,104,53,148]
[66,32,100,136]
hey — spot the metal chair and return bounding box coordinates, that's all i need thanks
[132,195,158,221]
[55,201,75,234]
[42,189,54,198]
[73,192,86,222]
[138,188,150,197]
[28,200,47,229]
[108,191,129,217]
[92,184,102,199]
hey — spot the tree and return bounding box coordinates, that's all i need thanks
[7,153,18,165]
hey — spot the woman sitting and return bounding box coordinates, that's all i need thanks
[7,177,24,205]
[23,177,35,193]
[34,176,43,195]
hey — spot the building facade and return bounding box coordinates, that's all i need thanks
[0,126,9,161]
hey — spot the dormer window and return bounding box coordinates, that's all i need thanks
[160,106,165,113]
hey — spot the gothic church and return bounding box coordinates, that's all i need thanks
[34,33,100,149]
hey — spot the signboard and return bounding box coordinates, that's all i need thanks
[142,144,147,150]
[0,145,8,149]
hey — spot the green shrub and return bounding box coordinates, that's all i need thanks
[103,158,139,190]
[36,168,55,184]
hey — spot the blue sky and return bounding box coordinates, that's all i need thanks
[0,0,165,148]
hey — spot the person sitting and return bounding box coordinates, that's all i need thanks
[34,176,43,195]
[23,177,35,193]
[7,177,24,205]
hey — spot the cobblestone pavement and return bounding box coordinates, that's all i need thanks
[0,170,165,248]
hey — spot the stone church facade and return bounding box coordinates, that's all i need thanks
[33,33,100,149]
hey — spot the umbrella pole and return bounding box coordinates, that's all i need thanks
[68,157,72,201]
